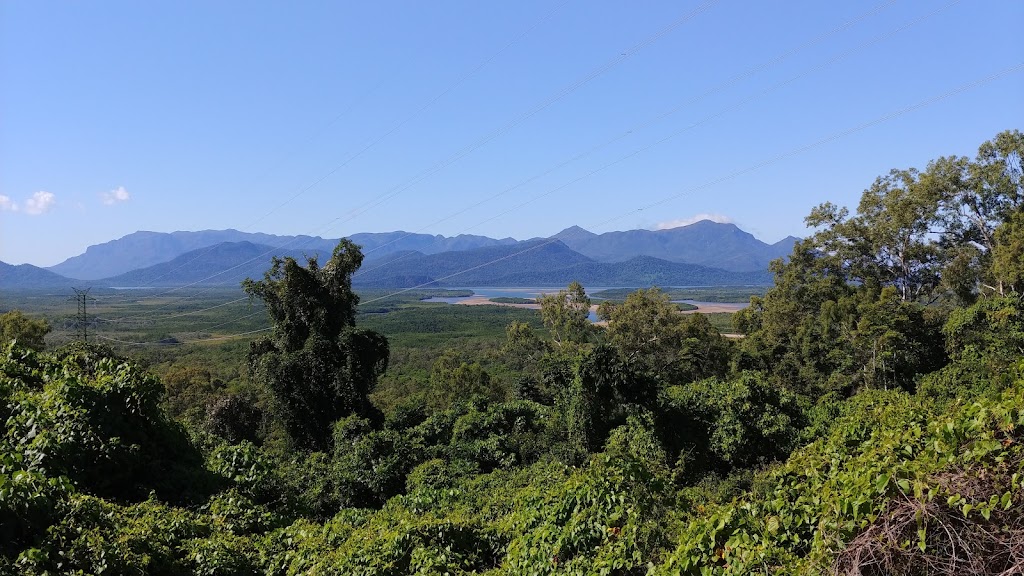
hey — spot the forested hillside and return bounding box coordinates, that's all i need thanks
[2,131,1022,574]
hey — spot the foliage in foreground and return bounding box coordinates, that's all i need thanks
[1,130,1022,574]
[2,339,1023,574]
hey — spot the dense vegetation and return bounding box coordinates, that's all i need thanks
[1,130,1022,574]
[591,286,768,303]
[488,297,536,305]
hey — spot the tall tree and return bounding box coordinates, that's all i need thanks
[734,239,855,394]
[805,167,943,302]
[537,281,593,349]
[991,209,1024,294]
[600,287,730,384]
[244,239,389,451]
[934,129,1024,297]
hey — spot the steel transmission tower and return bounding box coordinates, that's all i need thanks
[71,287,92,342]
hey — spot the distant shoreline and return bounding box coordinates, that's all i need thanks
[451,295,747,314]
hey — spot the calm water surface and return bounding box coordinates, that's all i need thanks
[422,287,623,321]
[421,289,749,319]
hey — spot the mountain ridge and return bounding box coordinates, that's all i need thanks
[47,229,519,280]
[45,220,796,279]
[550,220,797,272]
[4,221,798,290]
[0,261,78,290]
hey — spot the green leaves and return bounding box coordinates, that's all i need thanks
[244,239,390,451]
[537,281,593,349]
[662,371,804,473]
[2,344,205,503]
[0,311,50,352]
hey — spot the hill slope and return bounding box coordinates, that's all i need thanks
[554,219,798,272]
[352,241,771,287]
[352,239,595,287]
[30,222,796,289]
[48,230,518,280]
[41,238,775,289]
[95,241,324,287]
[0,261,78,290]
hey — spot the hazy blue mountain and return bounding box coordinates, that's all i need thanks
[353,240,593,287]
[351,240,771,288]
[28,221,798,290]
[552,220,798,272]
[89,240,589,289]
[96,241,330,288]
[0,261,78,290]
[48,229,518,280]
[48,230,333,280]
[771,235,803,250]
[349,231,518,257]
[10,234,775,291]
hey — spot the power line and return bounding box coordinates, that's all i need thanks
[313,0,721,241]
[95,325,272,347]
[107,0,944,332]
[357,63,1024,305]
[105,295,252,325]
[94,1,980,339]
[130,81,385,290]
[354,0,956,278]
[101,62,1023,346]
[245,0,574,233]
[99,0,716,323]
[351,0,903,262]
[99,0,572,307]
[70,287,94,343]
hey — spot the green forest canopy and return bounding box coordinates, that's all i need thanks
[1,130,1022,575]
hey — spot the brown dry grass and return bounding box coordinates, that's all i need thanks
[833,459,1024,576]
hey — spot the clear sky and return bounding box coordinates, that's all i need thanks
[2,0,1022,266]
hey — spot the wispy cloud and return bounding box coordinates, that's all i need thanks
[655,213,732,230]
[23,191,56,215]
[101,185,130,205]
[0,195,17,212]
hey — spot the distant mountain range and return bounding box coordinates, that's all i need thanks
[552,220,800,272]
[46,229,518,280]
[0,221,798,290]
[352,240,772,287]
[97,241,318,288]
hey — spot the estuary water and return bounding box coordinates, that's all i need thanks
[421,287,581,304]
[421,287,612,321]
[672,300,749,312]
[420,287,752,322]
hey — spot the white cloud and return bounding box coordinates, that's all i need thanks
[0,195,17,212]
[655,213,733,230]
[101,185,131,205]
[23,191,56,215]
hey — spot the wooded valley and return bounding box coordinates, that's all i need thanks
[1,130,1022,574]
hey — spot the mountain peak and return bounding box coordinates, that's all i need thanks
[771,235,801,249]
[553,225,596,239]
[675,219,739,231]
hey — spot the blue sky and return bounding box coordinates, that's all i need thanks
[2,0,1022,266]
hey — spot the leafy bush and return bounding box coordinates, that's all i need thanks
[0,455,71,560]
[16,495,205,576]
[205,393,263,444]
[661,371,805,474]
[2,342,210,502]
[207,441,278,503]
[653,379,1024,574]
